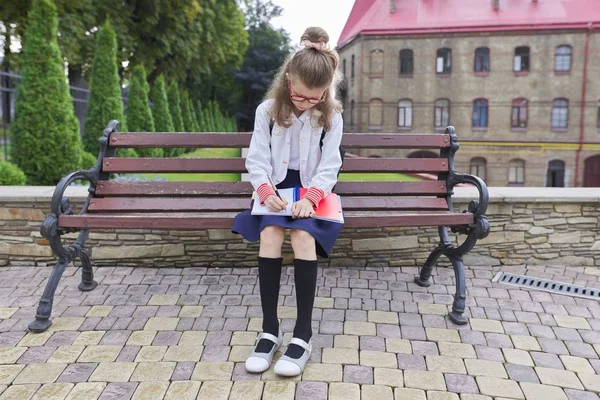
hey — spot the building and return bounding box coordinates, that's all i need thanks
[337,0,600,187]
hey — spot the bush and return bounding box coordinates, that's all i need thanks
[10,0,82,185]
[150,75,174,157]
[167,81,185,157]
[80,151,97,170]
[0,161,26,185]
[126,65,163,158]
[83,20,126,154]
[116,148,139,158]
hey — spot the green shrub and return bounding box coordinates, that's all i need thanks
[80,151,97,170]
[126,65,163,158]
[83,20,126,154]
[0,161,26,185]
[167,81,185,156]
[116,148,139,158]
[150,75,174,157]
[10,0,82,185]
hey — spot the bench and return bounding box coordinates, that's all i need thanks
[31,120,490,332]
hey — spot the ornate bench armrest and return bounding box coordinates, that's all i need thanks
[449,173,490,240]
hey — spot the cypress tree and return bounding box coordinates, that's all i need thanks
[126,65,163,158]
[150,75,174,157]
[10,0,82,184]
[167,82,185,156]
[83,20,126,154]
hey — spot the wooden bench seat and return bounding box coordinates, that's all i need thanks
[31,120,490,333]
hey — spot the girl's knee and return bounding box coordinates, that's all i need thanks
[290,229,315,249]
[260,226,285,244]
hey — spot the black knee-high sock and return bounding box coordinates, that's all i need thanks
[255,256,283,354]
[286,258,318,359]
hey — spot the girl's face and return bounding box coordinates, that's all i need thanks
[287,78,327,112]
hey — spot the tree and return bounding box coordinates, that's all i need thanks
[9,0,82,185]
[83,20,125,154]
[233,0,291,131]
[167,81,185,156]
[150,75,174,157]
[126,65,163,158]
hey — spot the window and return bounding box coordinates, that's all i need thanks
[350,100,355,126]
[511,98,528,128]
[436,48,451,74]
[551,98,569,130]
[555,45,572,72]
[513,46,530,72]
[342,59,347,76]
[474,47,490,72]
[369,99,383,128]
[509,159,525,184]
[470,157,487,181]
[547,160,565,187]
[399,49,413,75]
[434,99,450,128]
[351,55,355,78]
[370,49,384,77]
[398,99,412,128]
[472,99,488,128]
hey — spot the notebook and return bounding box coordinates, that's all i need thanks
[251,187,344,224]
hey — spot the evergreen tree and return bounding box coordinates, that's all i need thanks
[150,75,174,157]
[9,0,82,185]
[181,91,195,132]
[167,81,184,156]
[126,65,163,157]
[83,20,126,154]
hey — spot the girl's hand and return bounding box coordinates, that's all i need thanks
[265,195,288,212]
[292,198,315,219]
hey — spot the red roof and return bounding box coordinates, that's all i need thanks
[338,0,600,48]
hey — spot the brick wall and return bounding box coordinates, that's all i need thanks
[1,187,599,269]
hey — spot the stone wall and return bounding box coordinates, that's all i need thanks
[1,187,599,269]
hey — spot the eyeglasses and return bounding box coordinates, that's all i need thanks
[288,80,326,105]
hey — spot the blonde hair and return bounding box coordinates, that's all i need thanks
[266,27,343,131]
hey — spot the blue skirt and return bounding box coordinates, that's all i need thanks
[231,170,342,258]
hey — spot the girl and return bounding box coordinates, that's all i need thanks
[231,27,343,376]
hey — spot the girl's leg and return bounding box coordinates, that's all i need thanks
[255,225,285,353]
[287,229,318,358]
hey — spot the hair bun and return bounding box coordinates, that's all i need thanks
[300,27,329,46]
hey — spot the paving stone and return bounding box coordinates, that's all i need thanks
[13,363,67,384]
[368,311,399,324]
[535,367,584,390]
[426,328,460,343]
[418,303,448,315]
[263,381,295,400]
[89,362,136,382]
[560,355,595,374]
[163,381,201,400]
[439,342,476,359]
[394,388,426,400]
[578,372,600,392]
[322,348,359,365]
[412,341,439,356]
[343,365,373,384]
[302,364,342,382]
[566,341,598,358]
[476,377,524,399]
[295,381,327,400]
[554,327,583,342]
[404,370,446,391]
[427,391,459,400]
[178,331,207,346]
[444,373,478,394]
[334,335,359,349]
[373,367,402,387]
[528,324,556,339]
[564,389,600,400]
[521,382,568,400]
[464,359,507,378]
[135,346,167,362]
[538,338,570,355]
[57,363,97,383]
[143,317,179,331]
[0,365,25,385]
[329,382,361,400]
[485,333,513,348]
[130,362,175,381]
[470,319,504,333]
[426,356,466,374]
[131,382,169,400]
[72,331,105,346]
[361,384,394,400]
[190,361,234,381]
[343,321,376,336]
[475,346,504,362]
[47,346,85,363]
[554,315,591,330]
[505,364,540,383]
[531,351,565,369]
[460,331,487,345]
[401,326,426,340]
[78,346,122,363]
[0,384,40,400]
[0,347,27,364]
[228,381,263,400]
[65,382,106,400]
[360,336,386,351]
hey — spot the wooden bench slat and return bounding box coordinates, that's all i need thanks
[95,181,448,197]
[87,197,449,212]
[101,158,448,173]
[59,211,473,229]
[108,133,451,149]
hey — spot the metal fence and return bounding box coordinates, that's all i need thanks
[0,69,123,161]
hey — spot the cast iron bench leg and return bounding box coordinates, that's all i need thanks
[448,255,468,325]
[28,257,69,332]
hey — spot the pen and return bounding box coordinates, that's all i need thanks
[267,175,283,201]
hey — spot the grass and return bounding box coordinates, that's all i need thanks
[142,148,420,182]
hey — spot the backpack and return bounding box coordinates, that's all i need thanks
[268,120,345,175]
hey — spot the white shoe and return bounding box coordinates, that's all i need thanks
[274,337,312,377]
[245,330,283,373]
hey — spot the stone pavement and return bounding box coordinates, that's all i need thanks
[0,263,599,400]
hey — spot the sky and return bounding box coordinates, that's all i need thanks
[270,0,356,48]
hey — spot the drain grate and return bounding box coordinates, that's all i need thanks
[492,272,600,300]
